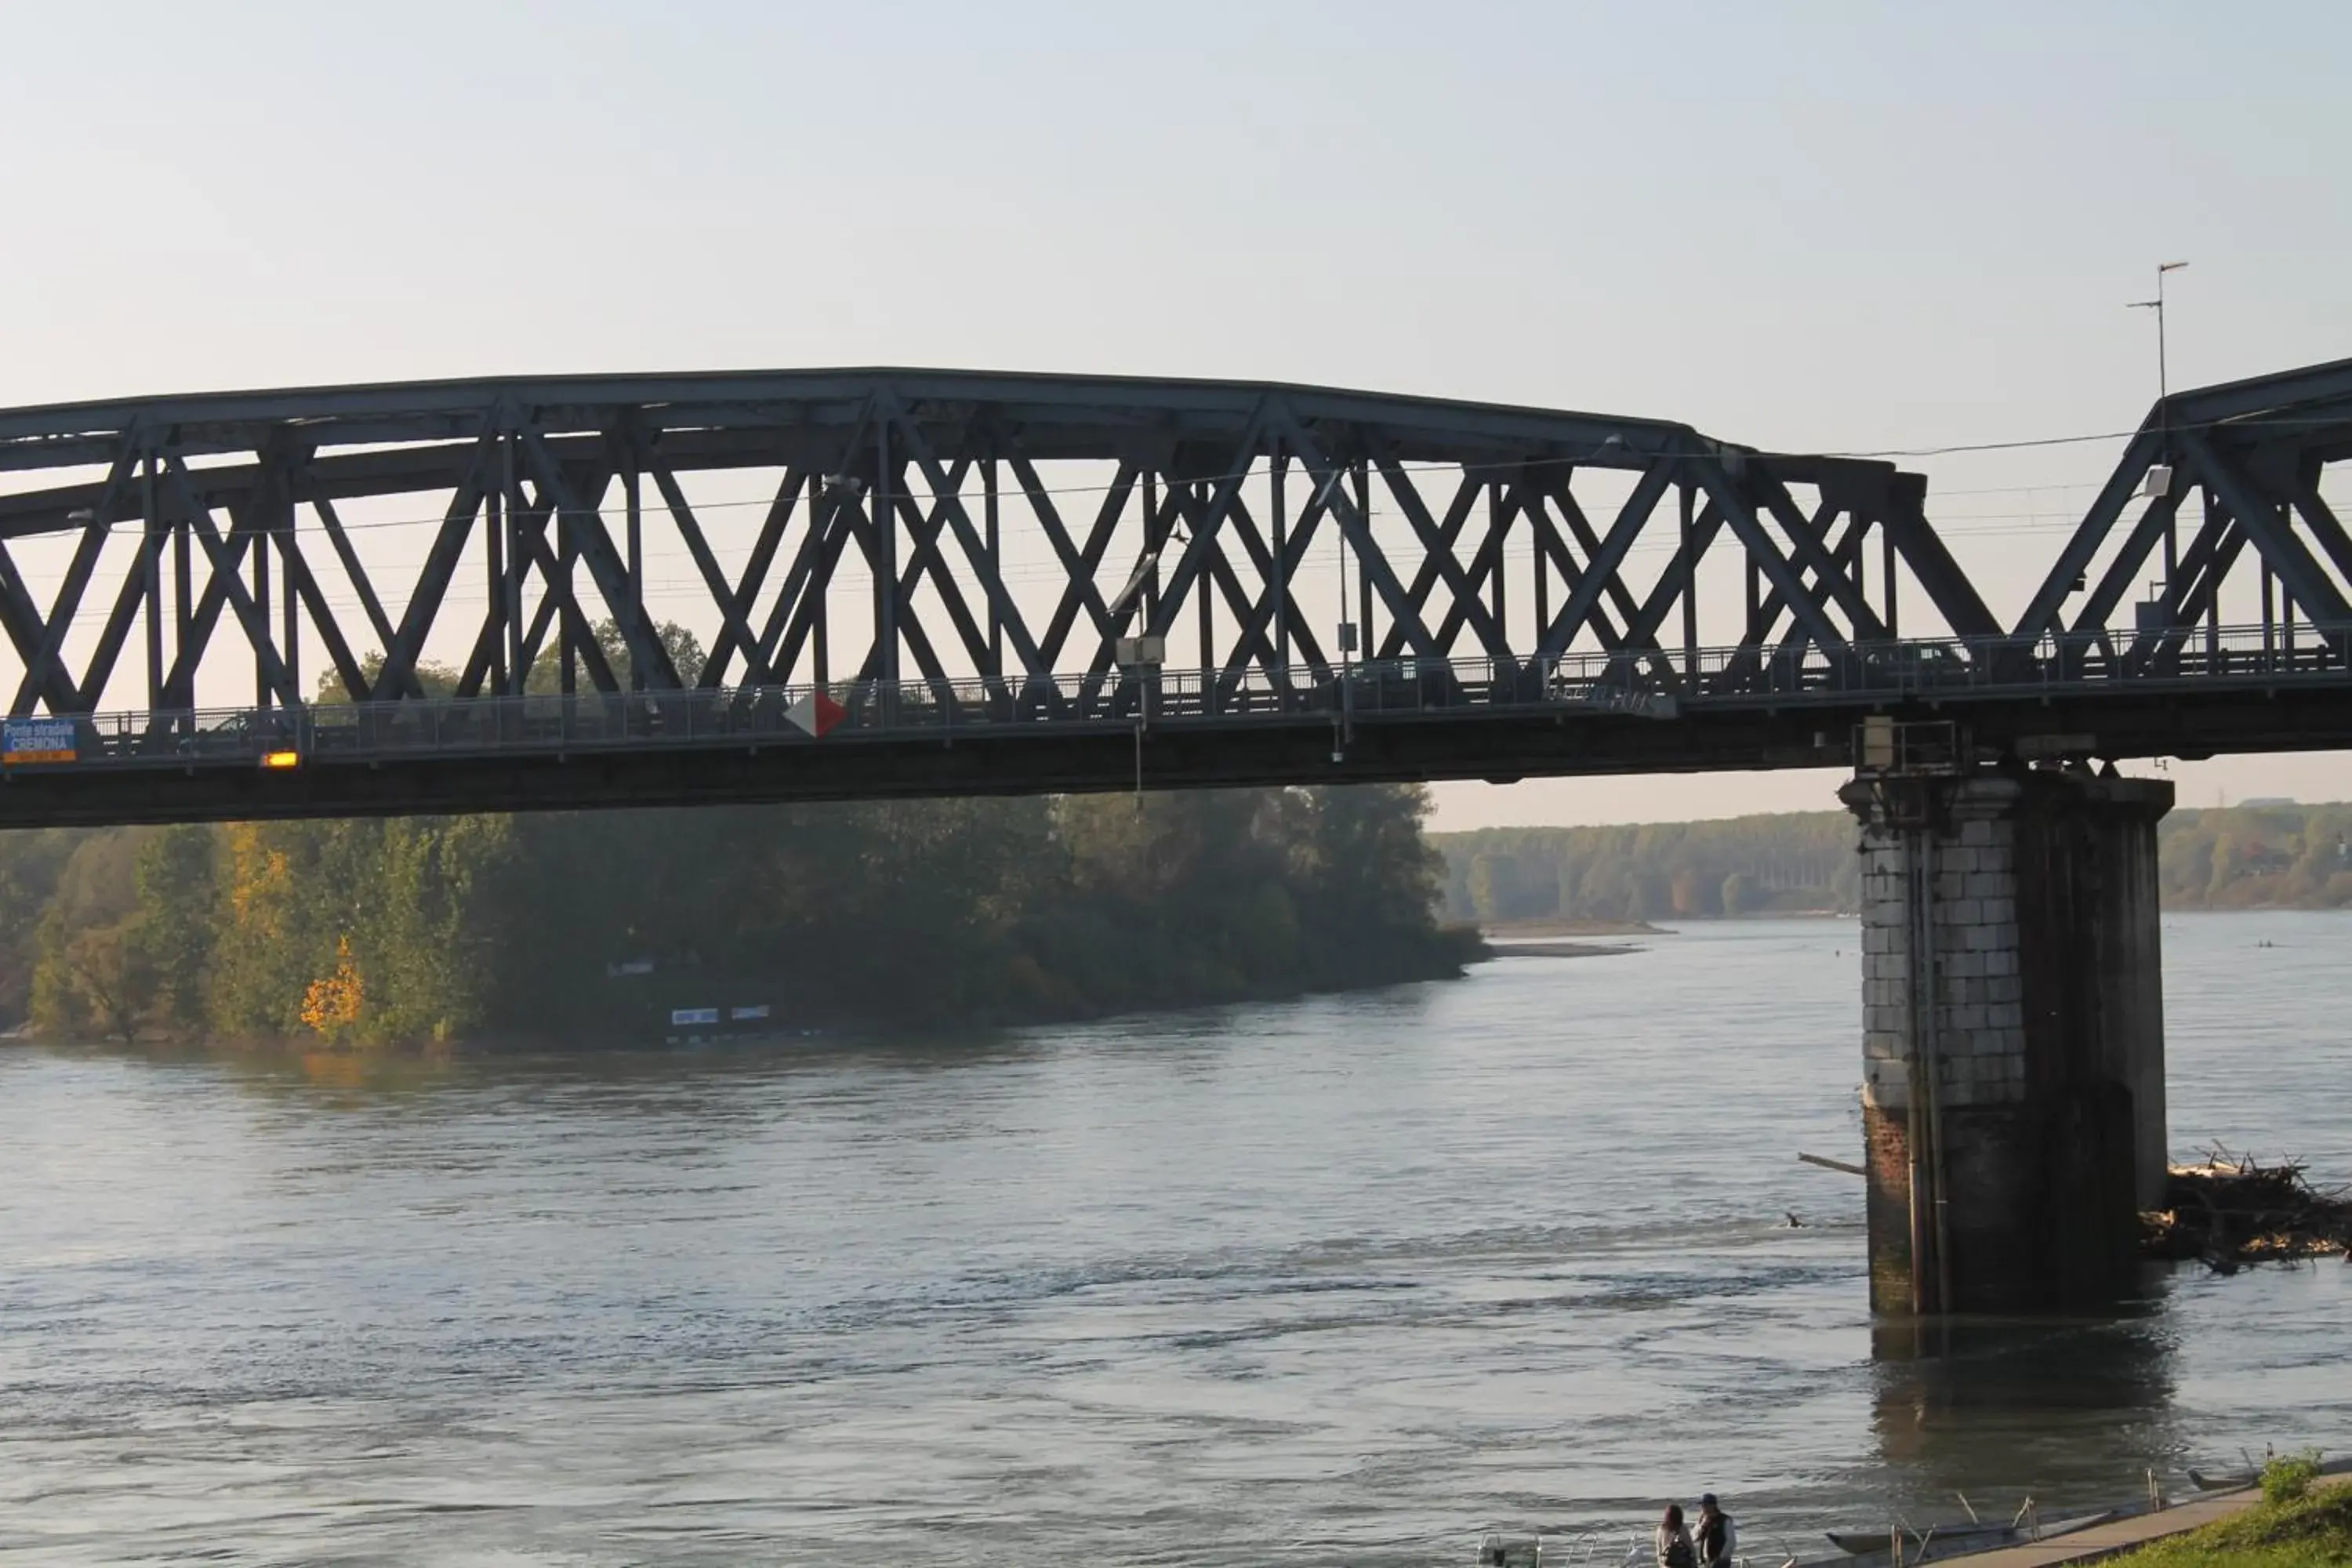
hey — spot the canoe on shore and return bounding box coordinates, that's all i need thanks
[1826,1525,2021,1556]
[2188,1454,2349,1494]
[1820,1509,2121,1564]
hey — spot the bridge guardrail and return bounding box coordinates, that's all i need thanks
[7,622,2349,773]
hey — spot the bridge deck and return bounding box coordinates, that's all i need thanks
[5,627,2349,825]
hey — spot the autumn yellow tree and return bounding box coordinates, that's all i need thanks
[299,935,365,1043]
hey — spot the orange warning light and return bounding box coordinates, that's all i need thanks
[260,750,301,771]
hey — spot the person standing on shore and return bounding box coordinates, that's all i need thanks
[1657,1504,1697,1568]
[1696,1493,1737,1568]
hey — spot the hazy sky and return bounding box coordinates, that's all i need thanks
[3,2,2347,828]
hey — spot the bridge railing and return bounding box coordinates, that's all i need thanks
[1668,620,2351,701]
[10,622,2349,771]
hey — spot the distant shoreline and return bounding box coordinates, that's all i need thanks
[1475,939,1642,960]
[1475,913,1857,936]
[1473,904,2344,931]
[1439,802,2352,926]
[1476,916,1669,938]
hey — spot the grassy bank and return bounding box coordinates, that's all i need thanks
[2118,1461,2350,1568]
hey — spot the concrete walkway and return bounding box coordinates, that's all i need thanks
[1955,1488,2259,1568]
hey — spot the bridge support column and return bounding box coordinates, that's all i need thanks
[1839,767,2171,1315]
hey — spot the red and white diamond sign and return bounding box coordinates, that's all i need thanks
[783,691,847,738]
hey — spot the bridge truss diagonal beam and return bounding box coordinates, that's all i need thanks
[2015,358,2352,668]
[0,357,2342,826]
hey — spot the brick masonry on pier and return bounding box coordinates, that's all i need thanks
[1859,786,2031,1111]
[1841,767,2172,1315]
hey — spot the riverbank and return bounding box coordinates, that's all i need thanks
[1475,916,1670,938]
[1947,1489,2266,1568]
[5,936,1488,1054]
[2085,1466,2347,1568]
[1473,939,1642,960]
[0,785,1473,1048]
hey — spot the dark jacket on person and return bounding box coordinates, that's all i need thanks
[1697,1508,1735,1568]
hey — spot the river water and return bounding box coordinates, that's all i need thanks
[2,913,2346,1566]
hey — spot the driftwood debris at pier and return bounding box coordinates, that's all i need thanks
[2141,1145,2352,1272]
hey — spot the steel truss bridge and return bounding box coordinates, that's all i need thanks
[0,358,2348,826]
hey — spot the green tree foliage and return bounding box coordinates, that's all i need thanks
[1719,871,1755,916]
[519,618,709,694]
[2158,803,2352,909]
[315,655,461,703]
[37,922,158,1041]
[204,816,516,1044]
[2205,829,2241,905]
[135,826,216,1026]
[29,829,157,1040]
[0,828,89,1022]
[0,783,1465,1045]
[2262,1451,2323,1506]
[1436,797,2352,923]
[314,619,708,703]
[1465,852,1556,920]
[1297,784,1455,980]
[1436,813,1860,921]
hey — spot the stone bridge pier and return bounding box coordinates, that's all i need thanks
[1839,761,2172,1315]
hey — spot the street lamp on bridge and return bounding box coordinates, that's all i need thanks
[2127,260,2190,402]
[2128,262,2190,499]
